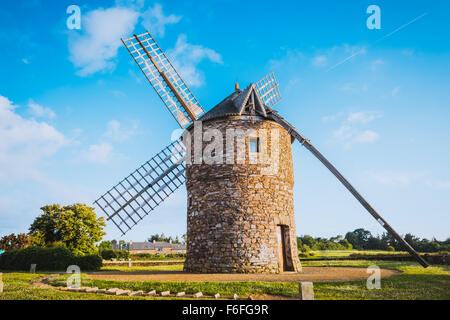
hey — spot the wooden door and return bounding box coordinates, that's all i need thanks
[278,225,294,272]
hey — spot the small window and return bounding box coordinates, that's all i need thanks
[249,137,259,153]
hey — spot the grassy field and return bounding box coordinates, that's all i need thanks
[302,260,450,299]
[0,273,150,300]
[100,264,183,272]
[1,260,449,300]
[303,250,410,259]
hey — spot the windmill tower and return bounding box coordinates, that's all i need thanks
[95,31,429,273]
[183,79,301,273]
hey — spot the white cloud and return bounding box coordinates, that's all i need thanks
[67,3,220,86]
[369,171,419,186]
[331,111,382,147]
[312,55,327,67]
[321,112,343,122]
[103,120,140,142]
[353,130,379,143]
[339,82,369,93]
[82,143,114,164]
[369,171,450,190]
[370,59,385,71]
[167,34,223,87]
[28,100,56,119]
[0,95,68,182]
[435,181,450,189]
[141,3,181,37]
[347,111,382,124]
[68,7,139,76]
[22,58,30,64]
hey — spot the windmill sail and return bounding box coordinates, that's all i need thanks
[255,72,282,108]
[94,139,186,235]
[268,110,430,268]
[122,31,205,128]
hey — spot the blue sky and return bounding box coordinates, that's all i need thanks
[0,0,449,242]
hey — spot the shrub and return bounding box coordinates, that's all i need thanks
[129,253,186,260]
[0,245,102,271]
[100,249,129,261]
[75,254,102,270]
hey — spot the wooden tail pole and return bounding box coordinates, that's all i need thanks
[268,111,430,268]
[303,142,429,268]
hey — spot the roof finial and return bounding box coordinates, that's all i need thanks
[235,82,240,91]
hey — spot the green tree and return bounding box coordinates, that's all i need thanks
[300,235,316,248]
[345,228,372,249]
[0,233,32,251]
[29,203,106,255]
[119,240,127,250]
[338,238,353,250]
[98,240,112,251]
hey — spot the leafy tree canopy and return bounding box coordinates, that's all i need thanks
[29,203,106,255]
[148,233,183,244]
[0,233,32,251]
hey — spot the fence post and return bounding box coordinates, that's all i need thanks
[299,281,314,300]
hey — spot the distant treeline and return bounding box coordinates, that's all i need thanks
[297,228,450,253]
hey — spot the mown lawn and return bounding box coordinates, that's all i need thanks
[303,250,410,259]
[302,260,450,300]
[100,264,183,272]
[1,260,449,300]
[0,272,150,300]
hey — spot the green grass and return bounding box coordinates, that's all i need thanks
[2,260,449,300]
[100,264,183,272]
[49,274,296,298]
[303,250,410,259]
[302,260,450,300]
[0,272,152,300]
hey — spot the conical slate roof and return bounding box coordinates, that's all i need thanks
[199,83,268,122]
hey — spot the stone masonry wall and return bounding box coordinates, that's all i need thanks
[183,116,301,273]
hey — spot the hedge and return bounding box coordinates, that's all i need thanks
[0,246,102,271]
[100,249,129,261]
[130,253,186,260]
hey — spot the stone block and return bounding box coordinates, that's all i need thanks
[161,290,170,297]
[146,290,156,296]
[193,292,203,298]
[116,289,132,296]
[176,292,185,297]
[299,282,314,300]
[106,288,119,295]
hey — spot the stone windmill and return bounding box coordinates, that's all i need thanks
[95,31,429,273]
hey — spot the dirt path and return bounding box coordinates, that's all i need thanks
[29,274,61,289]
[87,267,399,282]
